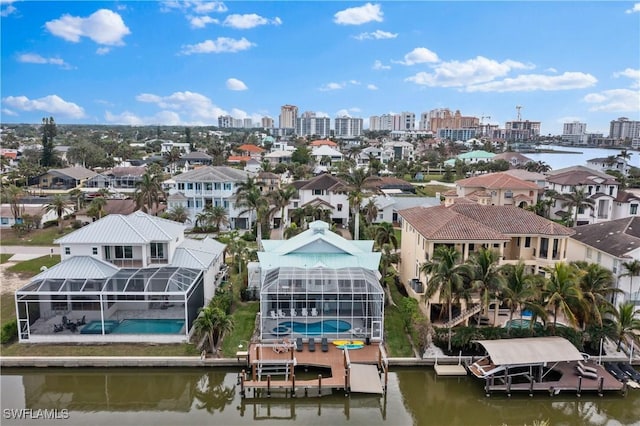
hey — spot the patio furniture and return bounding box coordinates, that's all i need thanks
[308,337,316,352]
[77,315,86,326]
[296,337,303,352]
[62,316,71,329]
[270,310,277,320]
[290,308,297,317]
[301,308,308,317]
[53,324,64,333]
[311,308,318,317]
[278,309,285,318]
[321,337,328,352]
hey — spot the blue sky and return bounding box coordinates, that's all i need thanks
[1,1,639,135]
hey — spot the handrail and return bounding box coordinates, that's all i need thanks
[443,304,481,328]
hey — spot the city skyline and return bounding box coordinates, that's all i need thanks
[1,1,639,135]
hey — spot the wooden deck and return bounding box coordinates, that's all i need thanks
[239,341,386,397]
[482,360,626,396]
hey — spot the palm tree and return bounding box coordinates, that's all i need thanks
[195,209,212,231]
[2,185,25,221]
[210,205,229,232]
[622,259,640,302]
[88,196,107,219]
[374,222,398,250]
[43,194,72,233]
[379,243,399,307]
[193,305,235,355]
[614,301,640,352]
[235,177,267,245]
[164,146,182,174]
[68,188,85,211]
[560,188,595,227]
[572,261,620,328]
[543,262,582,331]
[363,198,379,224]
[167,205,189,223]
[135,171,165,213]
[420,246,471,352]
[500,262,538,334]
[283,222,303,239]
[339,168,381,240]
[468,248,505,321]
[269,185,297,237]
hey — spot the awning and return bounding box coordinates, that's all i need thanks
[474,337,583,365]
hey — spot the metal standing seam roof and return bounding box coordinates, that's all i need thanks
[28,256,119,280]
[172,166,250,182]
[474,337,583,365]
[54,211,185,244]
[171,237,226,269]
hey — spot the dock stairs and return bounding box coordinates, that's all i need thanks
[443,304,482,328]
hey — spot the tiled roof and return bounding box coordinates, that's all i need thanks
[615,190,640,203]
[77,200,164,216]
[310,139,337,146]
[546,165,618,185]
[227,155,251,163]
[456,172,539,190]
[302,197,334,209]
[571,217,640,257]
[238,144,264,153]
[298,174,345,191]
[493,152,532,163]
[55,211,184,244]
[502,169,547,182]
[173,166,250,182]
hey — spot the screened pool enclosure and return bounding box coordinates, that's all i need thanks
[15,266,204,343]
[259,267,384,342]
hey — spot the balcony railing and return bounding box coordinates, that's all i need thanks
[107,259,144,268]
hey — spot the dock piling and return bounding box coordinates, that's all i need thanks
[577,376,582,397]
[598,377,604,397]
[292,373,296,398]
[318,374,322,397]
[267,375,271,398]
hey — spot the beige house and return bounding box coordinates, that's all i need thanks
[398,204,573,322]
[444,172,540,207]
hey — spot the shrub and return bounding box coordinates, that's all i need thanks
[241,231,256,242]
[71,220,83,229]
[1,319,18,344]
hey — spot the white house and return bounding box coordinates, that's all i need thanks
[290,174,350,226]
[586,156,631,177]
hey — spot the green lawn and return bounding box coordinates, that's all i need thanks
[1,293,15,326]
[0,254,12,264]
[1,342,199,357]
[394,228,401,246]
[0,226,73,246]
[7,255,61,276]
[221,301,259,357]
[415,185,451,198]
[383,274,416,357]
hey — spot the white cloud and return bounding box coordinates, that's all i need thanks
[465,72,597,92]
[336,109,351,117]
[189,15,218,28]
[133,90,226,122]
[372,60,390,70]
[334,3,383,25]
[2,94,85,118]
[17,53,72,69]
[405,56,531,87]
[223,13,281,29]
[353,29,397,40]
[614,68,640,88]
[315,111,330,118]
[160,1,227,14]
[180,37,254,54]
[45,9,131,46]
[584,89,640,112]
[367,84,378,90]
[96,47,111,55]
[2,108,18,116]
[625,3,640,13]
[546,67,558,73]
[1,0,16,17]
[320,82,345,91]
[226,78,248,91]
[105,110,183,126]
[396,47,439,65]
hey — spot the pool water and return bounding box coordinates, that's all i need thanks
[80,320,120,334]
[273,319,352,336]
[113,319,185,334]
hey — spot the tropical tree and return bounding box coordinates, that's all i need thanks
[87,196,107,220]
[164,146,182,174]
[210,205,229,232]
[622,259,640,301]
[68,188,85,211]
[420,246,471,352]
[614,302,640,351]
[374,222,398,250]
[572,261,620,328]
[43,194,72,233]
[500,262,539,334]
[543,262,583,331]
[379,243,399,306]
[560,188,595,227]
[339,168,381,240]
[363,198,379,224]
[2,185,25,221]
[284,222,303,239]
[269,185,297,237]
[468,248,505,321]
[134,170,165,213]
[193,305,234,355]
[235,178,268,247]
[167,205,189,223]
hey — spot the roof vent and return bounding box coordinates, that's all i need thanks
[309,220,329,234]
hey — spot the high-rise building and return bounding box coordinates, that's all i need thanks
[426,109,479,134]
[334,116,363,137]
[218,115,234,128]
[368,114,394,131]
[610,117,640,140]
[243,118,254,129]
[296,112,331,138]
[279,104,298,129]
[503,120,541,141]
[397,112,416,131]
[562,121,588,145]
[261,117,274,129]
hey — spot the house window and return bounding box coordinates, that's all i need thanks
[177,183,185,190]
[524,237,531,248]
[214,183,221,190]
[224,183,232,190]
[150,243,165,259]
[187,200,193,208]
[114,246,133,259]
[195,183,202,191]
[1,217,8,225]
[92,247,98,255]
[505,190,513,199]
[223,201,229,208]
[631,204,638,215]
[65,247,71,255]
[313,189,323,195]
[337,204,343,212]
[196,200,202,208]
[205,183,212,191]
[293,202,299,208]
[609,186,614,196]
[586,248,592,258]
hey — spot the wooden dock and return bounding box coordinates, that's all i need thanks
[434,363,468,376]
[239,341,388,397]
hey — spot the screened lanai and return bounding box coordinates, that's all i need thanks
[259,267,384,342]
[15,263,204,343]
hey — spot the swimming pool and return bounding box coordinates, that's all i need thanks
[113,319,185,334]
[273,319,352,336]
[80,320,120,334]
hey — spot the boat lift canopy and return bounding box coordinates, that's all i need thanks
[474,337,583,366]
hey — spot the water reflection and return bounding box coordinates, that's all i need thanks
[1,368,637,426]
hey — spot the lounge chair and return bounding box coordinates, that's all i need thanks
[321,337,328,352]
[308,337,316,352]
[278,309,285,318]
[77,315,86,326]
[311,308,318,317]
[270,310,277,320]
[290,308,297,317]
[301,308,308,317]
[578,360,597,374]
[62,316,70,329]
[53,324,64,333]
[296,337,303,352]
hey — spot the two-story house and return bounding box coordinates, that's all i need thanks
[586,156,631,177]
[85,166,146,194]
[165,166,252,229]
[399,204,573,323]
[290,174,349,226]
[546,165,620,225]
[444,172,540,208]
[35,166,97,191]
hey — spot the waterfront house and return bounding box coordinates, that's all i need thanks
[444,171,540,208]
[290,174,350,226]
[444,150,495,166]
[492,152,533,168]
[398,204,573,322]
[14,211,226,343]
[586,156,630,177]
[257,220,384,342]
[35,166,97,191]
[567,217,640,311]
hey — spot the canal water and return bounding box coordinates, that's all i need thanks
[1,367,638,426]
[523,145,640,171]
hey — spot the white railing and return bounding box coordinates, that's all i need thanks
[443,304,482,328]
